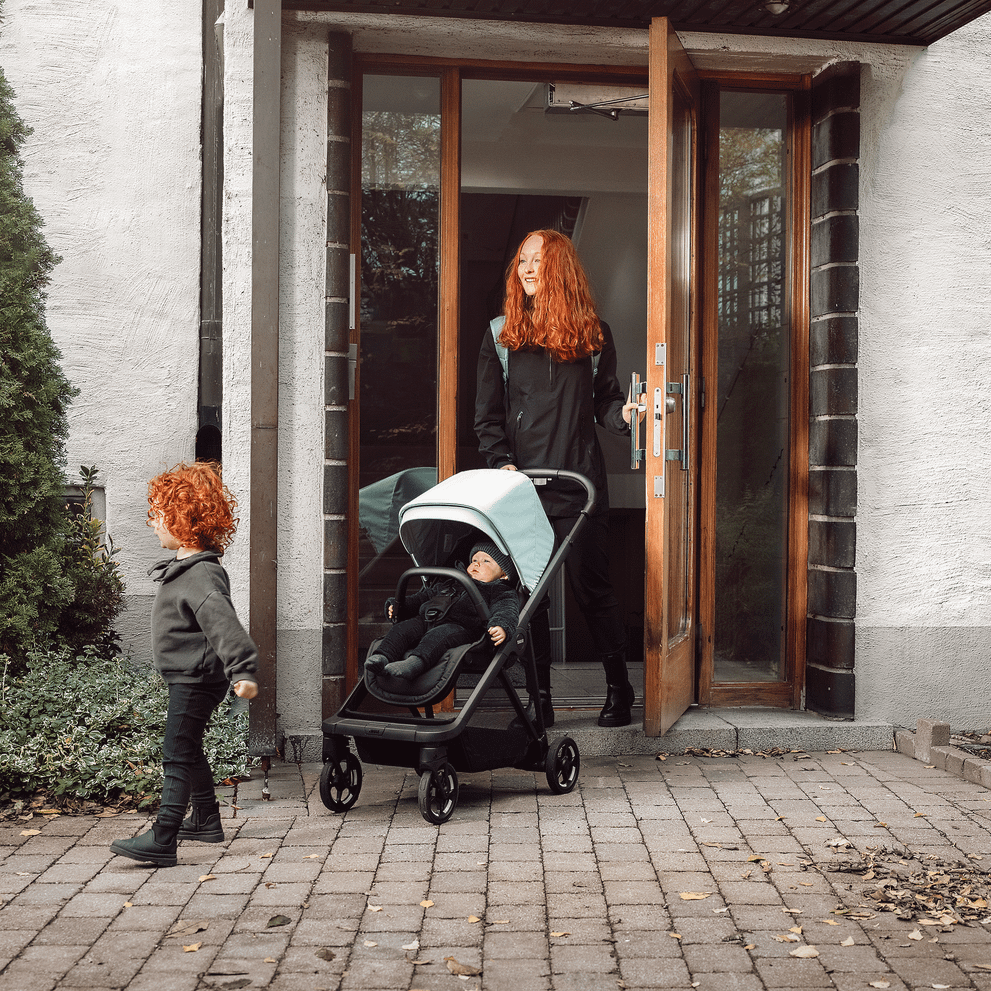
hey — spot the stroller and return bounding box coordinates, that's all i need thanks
[319,467,595,824]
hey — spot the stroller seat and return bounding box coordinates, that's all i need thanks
[363,635,501,708]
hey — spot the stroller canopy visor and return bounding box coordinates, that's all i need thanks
[398,469,555,591]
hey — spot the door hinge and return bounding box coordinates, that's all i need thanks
[700,374,706,412]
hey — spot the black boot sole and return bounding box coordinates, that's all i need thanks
[177,829,225,843]
[109,840,177,867]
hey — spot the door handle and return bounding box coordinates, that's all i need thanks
[629,372,647,469]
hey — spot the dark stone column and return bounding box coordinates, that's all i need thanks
[323,31,352,716]
[807,62,861,718]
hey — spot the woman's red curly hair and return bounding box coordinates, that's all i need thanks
[147,461,239,554]
[499,229,604,363]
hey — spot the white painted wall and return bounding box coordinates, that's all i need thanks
[0,0,204,660]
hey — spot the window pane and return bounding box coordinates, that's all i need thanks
[713,91,789,683]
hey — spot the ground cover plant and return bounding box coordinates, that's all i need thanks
[0,648,252,813]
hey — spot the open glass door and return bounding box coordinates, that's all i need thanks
[643,20,701,736]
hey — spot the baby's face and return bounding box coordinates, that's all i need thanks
[467,551,506,584]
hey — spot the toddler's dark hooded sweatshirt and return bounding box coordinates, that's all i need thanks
[149,551,258,686]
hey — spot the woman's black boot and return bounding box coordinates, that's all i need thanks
[177,801,225,843]
[598,651,635,727]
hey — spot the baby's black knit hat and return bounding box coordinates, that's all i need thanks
[470,541,516,584]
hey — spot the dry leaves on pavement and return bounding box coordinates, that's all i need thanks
[823,847,991,925]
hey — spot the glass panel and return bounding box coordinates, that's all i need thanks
[358,75,441,653]
[456,78,648,701]
[713,91,789,683]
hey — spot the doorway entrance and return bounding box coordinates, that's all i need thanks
[348,23,809,732]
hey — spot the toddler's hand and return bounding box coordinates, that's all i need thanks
[234,680,258,700]
[488,626,507,645]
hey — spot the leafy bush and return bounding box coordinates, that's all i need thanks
[0,648,252,809]
[57,466,125,657]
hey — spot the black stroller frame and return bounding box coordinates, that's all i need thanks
[319,468,596,824]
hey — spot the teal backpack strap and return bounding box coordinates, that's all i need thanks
[491,314,600,381]
[489,316,509,383]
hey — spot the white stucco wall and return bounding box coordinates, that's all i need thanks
[0,0,203,660]
[855,15,991,726]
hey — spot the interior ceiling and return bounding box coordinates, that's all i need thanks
[284,0,991,46]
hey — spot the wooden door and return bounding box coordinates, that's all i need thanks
[643,19,701,736]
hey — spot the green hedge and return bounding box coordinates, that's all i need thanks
[0,648,252,809]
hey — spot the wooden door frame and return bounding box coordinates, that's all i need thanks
[695,72,811,709]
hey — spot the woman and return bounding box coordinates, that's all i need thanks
[474,229,638,727]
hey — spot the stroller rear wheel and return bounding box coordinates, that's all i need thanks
[418,763,459,824]
[319,751,362,812]
[545,736,580,794]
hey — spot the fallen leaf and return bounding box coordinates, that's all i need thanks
[783,908,803,914]
[669,932,682,939]
[123,902,133,908]
[747,855,764,862]
[840,936,855,946]
[267,915,291,928]
[974,964,991,971]
[264,957,277,963]
[700,818,712,823]
[908,929,923,940]
[491,920,509,925]
[789,945,820,958]
[444,956,482,977]
[775,815,785,821]
[198,874,216,883]
[364,940,377,947]
[550,931,570,937]
[680,892,711,900]
[743,943,756,950]
[20,830,41,836]
[260,852,273,859]
[402,940,420,951]
[303,854,320,860]
[367,904,383,912]
[933,986,951,989]
[315,948,336,961]
[774,933,800,942]
[869,982,891,989]
[816,816,827,822]
[468,915,481,923]
[913,812,925,818]
[420,899,434,908]
[820,919,840,926]
[789,926,803,934]
[183,942,202,952]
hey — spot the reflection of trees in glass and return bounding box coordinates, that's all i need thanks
[713,122,788,680]
[360,109,440,467]
[362,111,440,191]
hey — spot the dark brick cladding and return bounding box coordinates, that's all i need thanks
[807,62,861,718]
[322,33,353,704]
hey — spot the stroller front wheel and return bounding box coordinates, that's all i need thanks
[418,763,459,824]
[545,736,580,794]
[319,751,363,812]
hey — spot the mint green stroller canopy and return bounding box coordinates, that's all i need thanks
[398,469,555,592]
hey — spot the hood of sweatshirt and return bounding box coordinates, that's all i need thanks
[149,550,224,585]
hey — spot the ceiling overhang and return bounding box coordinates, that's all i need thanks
[281,0,991,47]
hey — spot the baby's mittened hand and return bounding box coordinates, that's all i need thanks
[488,626,506,645]
[234,680,259,700]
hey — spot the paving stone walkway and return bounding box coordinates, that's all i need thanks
[1,748,990,991]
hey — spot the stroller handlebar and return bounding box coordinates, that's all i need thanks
[395,566,492,626]
[518,468,597,517]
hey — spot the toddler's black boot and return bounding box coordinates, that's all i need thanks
[110,822,178,867]
[178,801,225,843]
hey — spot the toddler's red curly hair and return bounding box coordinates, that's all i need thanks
[147,461,238,554]
[499,229,604,363]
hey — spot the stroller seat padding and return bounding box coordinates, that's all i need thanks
[364,637,503,707]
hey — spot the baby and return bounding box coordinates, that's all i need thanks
[365,541,520,680]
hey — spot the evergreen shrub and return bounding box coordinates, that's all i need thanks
[0,649,252,809]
